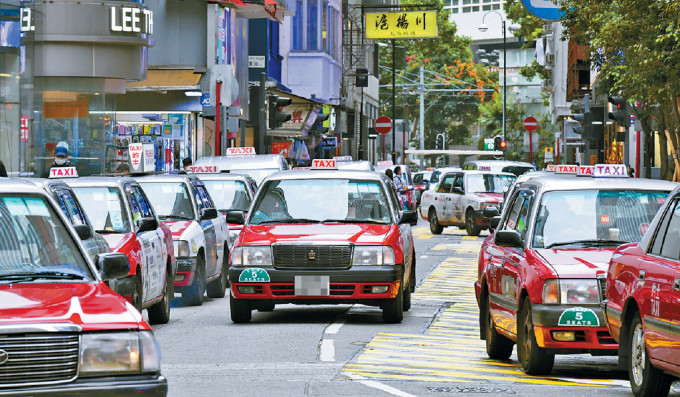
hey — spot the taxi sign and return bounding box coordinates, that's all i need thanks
[333,156,353,162]
[188,165,220,174]
[377,160,393,166]
[556,165,577,174]
[576,165,594,177]
[226,147,256,156]
[311,159,337,170]
[48,166,79,178]
[546,164,558,172]
[593,164,628,178]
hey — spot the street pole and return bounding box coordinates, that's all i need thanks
[529,129,533,163]
[419,66,425,171]
[258,72,266,156]
[502,20,506,160]
[392,39,396,164]
[215,81,221,156]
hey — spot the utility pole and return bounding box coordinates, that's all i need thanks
[419,66,425,171]
[391,39,396,164]
[257,72,267,155]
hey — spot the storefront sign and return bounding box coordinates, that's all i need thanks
[110,6,153,34]
[20,8,34,32]
[320,137,337,149]
[272,142,291,157]
[365,11,438,39]
[20,115,29,143]
[248,56,265,68]
[129,143,143,170]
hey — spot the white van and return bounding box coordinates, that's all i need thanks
[194,151,289,184]
[462,160,535,176]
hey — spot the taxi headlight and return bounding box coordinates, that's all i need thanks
[352,246,395,266]
[231,246,272,267]
[173,240,190,258]
[560,279,600,305]
[79,331,161,375]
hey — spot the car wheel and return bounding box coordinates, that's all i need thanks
[131,272,143,313]
[429,208,443,234]
[185,256,205,306]
[230,292,252,323]
[148,273,171,325]
[465,210,481,236]
[207,255,228,299]
[628,314,672,397]
[485,299,514,359]
[517,298,554,375]
[383,284,404,323]
[403,276,412,312]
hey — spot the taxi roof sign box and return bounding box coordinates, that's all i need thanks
[556,165,578,174]
[576,166,594,177]
[188,165,220,174]
[311,159,337,170]
[333,156,353,162]
[593,164,628,178]
[226,147,256,156]
[377,160,393,166]
[546,164,558,172]
[128,143,155,174]
[49,166,79,178]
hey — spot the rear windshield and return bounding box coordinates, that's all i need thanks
[203,180,251,212]
[467,174,516,194]
[139,182,195,221]
[72,187,131,233]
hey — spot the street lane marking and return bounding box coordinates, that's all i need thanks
[325,321,345,335]
[346,373,416,397]
[320,339,335,362]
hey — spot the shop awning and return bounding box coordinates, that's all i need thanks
[126,69,202,92]
[206,0,293,21]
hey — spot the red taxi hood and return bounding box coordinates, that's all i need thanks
[472,192,504,202]
[164,220,194,239]
[101,232,135,251]
[242,223,393,245]
[535,248,615,278]
[0,283,145,331]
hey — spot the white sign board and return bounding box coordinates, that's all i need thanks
[129,143,143,172]
[49,167,79,179]
[311,159,337,170]
[142,143,155,172]
[248,56,265,68]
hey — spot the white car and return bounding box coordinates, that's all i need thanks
[137,174,230,306]
[419,170,516,236]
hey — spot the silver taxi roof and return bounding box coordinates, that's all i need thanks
[23,178,70,191]
[522,175,678,192]
[64,176,139,188]
[192,172,255,183]
[440,169,516,177]
[264,169,384,182]
[0,178,53,195]
[134,173,201,184]
[194,154,287,170]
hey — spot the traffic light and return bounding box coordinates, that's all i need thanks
[608,96,629,127]
[311,108,329,134]
[572,112,586,135]
[268,94,292,129]
[436,134,445,149]
[493,135,506,151]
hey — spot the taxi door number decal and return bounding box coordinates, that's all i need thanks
[557,307,600,327]
[239,268,271,283]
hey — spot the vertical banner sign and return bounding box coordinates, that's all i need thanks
[20,115,29,142]
[128,143,143,172]
[365,11,439,39]
[142,143,155,172]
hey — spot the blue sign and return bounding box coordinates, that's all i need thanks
[520,0,564,21]
[320,137,337,149]
[200,93,211,107]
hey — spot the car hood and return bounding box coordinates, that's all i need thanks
[535,248,616,278]
[242,223,393,245]
[0,283,144,331]
[101,232,135,251]
[164,220,195,239]
[471,192,504,202]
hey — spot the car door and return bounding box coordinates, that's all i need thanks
[386,179,413,283]
[197,183,227,272]
[192,181,218,277]
[450,173,464,224]
[435,174,454,224]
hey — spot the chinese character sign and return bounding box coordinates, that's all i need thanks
[365,11,438,39]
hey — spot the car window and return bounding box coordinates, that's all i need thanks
[467,173,516,194]
[192,185,205,211]
[650,199,675,256]
[139,182,195,221]
[438,175,454,193]
[413,174,424,184]
[452,175,463,192]
[504,190,534,241]
[72,187,131,233]
[197,186,215,209]
[203,180,252,212]
[653,199,680,260]
[385,179,402,216]
[501,191,525,233]
[56,190,87,226]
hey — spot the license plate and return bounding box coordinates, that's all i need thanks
[294,275,330,296]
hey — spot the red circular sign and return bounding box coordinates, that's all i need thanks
[374,116,392,135]
[523,116,538,132]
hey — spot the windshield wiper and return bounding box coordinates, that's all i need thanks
[322,219,388,225]
[160,215,193,221]
[545,239,626,249]
[95,229,126,234]
[257,218,321,224]
[0,271,88,283]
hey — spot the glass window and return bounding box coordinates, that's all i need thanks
[196,186,214,209]
[57,190,87,226]
[466,173,515,194]
[659,200,680,260]
[505,190,535,241]
[126,185,154,221]
[502,192,525,233]
[138,182,195,221]
[72,187,130,233]
[228,168,279,185]
[438,175,454,193]
[0,195,92,279]
[292,0,304,50]
[533,190,669,249]
[250,179,392,225]
[322,1,328,53]
[307,0,318,50]
[452,175,463,192]
[203,180,251,212]
[650,199,675,255]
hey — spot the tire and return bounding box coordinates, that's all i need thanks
[403,276,412,312]
[207,257,227,299]
[383,284,404,323]
[517,299,554,375]
[184,256,205,306]
[429,208,443,234]
[230,293,252,323]
[465,209,481,236]
[628,314,672,397]
[485,299,514,359]
[148,273,171,325]
[257,302,275,312]
[131,272,143,313]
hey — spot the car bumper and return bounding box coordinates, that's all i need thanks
[174,257,197,287]
[229,265,404,303]
[0,375,167,396]
[531,303,617,351]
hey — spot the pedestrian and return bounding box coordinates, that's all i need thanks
[384,168,394,184]
[182,157,193,171]
[116,163,130,175]
[0,159,6,177]
[51,141,71,168]
[393,166,408,210]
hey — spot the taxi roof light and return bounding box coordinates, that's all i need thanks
[311,159,337,170]
[187,165,221,174]
[49,166,79,178]
[226,147,256,156]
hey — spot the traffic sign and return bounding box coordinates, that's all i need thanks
[544,146,554,162]
[520,0,564,21]
[374,116,392,135]
[484,138,495,150]
[523,116,538,132]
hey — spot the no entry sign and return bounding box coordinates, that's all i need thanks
[523,116,538,132]
[374,116,392,135]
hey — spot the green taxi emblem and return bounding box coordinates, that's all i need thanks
[239,268,271,283]
[557,307,600,327]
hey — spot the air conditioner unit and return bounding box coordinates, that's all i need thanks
[545,54,555,66]
[541,78,553,92]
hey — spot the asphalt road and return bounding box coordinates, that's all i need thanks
[149,219,680,396]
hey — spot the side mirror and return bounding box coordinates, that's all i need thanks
[226,211,245,225]
[137,217,158,233]
[74,224,92,240]
[200,208,218,220]
[399,210,418,225]
[483,207,500,218]
[452,187,463,194]
[99,253,130,280]
[495,230,523,248]
[489,216,501,231]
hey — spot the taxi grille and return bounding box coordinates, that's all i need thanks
[271,284,355,296]
[0,333,79,388]
[272,245,352,269]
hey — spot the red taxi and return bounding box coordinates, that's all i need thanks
[475,164,676,375]
[0,179,166,395]
[67,177,176,324]
[228,159,418,323]
[602,185,680,397]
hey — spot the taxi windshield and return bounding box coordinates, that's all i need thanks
[467,174,515,194]
[250,179,392,225]
[138,182,195,220]
[72,187,131,233]
[533,189,669,248]
[230,168,278,184]
[0,195,92,280]
[203,180,251,212]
